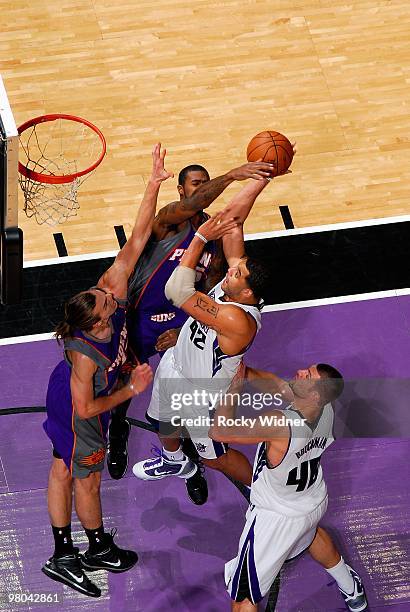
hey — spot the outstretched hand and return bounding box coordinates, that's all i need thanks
[150,143,174,183]
[252,141,298,178]
[229,161,275,181]
[197,211,240,241]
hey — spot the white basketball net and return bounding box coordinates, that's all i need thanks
[18,118,103,225]
[19,173,82,226]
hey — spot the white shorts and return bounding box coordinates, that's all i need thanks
[225,497,328,604]
[147,348,228,460]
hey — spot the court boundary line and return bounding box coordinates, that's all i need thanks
[1,287,409,346]
[263,287,410,312]
[23,214,410,268]
[245,213,410,241]
[24,250,119,268]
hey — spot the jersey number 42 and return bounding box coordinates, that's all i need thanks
[189,320,206,350]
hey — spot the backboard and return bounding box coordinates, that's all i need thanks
[0,74,23,304]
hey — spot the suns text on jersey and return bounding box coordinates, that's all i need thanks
[107,323,128,372]
[169,249,212,269]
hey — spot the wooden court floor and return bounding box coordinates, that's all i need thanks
[1,0,410,261]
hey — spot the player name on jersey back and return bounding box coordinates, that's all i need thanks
[296,436,328,459]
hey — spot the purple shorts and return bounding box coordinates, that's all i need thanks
[44,361,110,479]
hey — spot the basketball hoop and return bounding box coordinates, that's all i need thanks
[18,114,106,225]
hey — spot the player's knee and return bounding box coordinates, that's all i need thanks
[75,471,101,495]
[202,454,228,471]
[50,458,72,484]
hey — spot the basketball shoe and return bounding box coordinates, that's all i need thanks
[181,439,208,505]
[338,565,368,611]
[79,529,138,573]
[132,445,197,480]
[42,548,100,597]
[107,418,130,480]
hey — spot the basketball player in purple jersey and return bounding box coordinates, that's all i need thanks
[107,159,275,480]
[42,144,171,598]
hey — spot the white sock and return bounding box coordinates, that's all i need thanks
[162,446,184,461]
[325,557,355,594]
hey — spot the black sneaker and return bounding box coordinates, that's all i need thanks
[181,438,200,462]
[79,529,138,573]
[181,438,208,505]
[107,419,131,479]
[42,549,101,598]
[185,466,208,505]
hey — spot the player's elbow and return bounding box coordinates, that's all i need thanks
[164,273,176,304]
[74,403,90,420]
[165,266,196,308]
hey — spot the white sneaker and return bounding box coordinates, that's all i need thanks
[132,445,197,481]
[338,565,368,611]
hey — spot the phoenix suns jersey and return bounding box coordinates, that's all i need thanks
[43,300,128,475]
[127,220,216,361]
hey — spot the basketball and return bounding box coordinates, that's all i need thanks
[246,131,294,176]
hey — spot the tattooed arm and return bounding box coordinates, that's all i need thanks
[152,161,273,237]
[181,290,254,355]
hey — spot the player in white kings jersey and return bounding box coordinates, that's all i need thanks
[132,177,272,505]
[210,364,368,612]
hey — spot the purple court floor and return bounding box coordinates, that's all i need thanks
[0,294,409,611]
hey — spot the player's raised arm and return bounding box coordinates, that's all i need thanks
[97,143,173,298]
[153,161,274,230]
[164,213,256,353]
[220,178,270,267]
[222,174,270,225]
[220,144,295,266]
[221,144,295,225]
